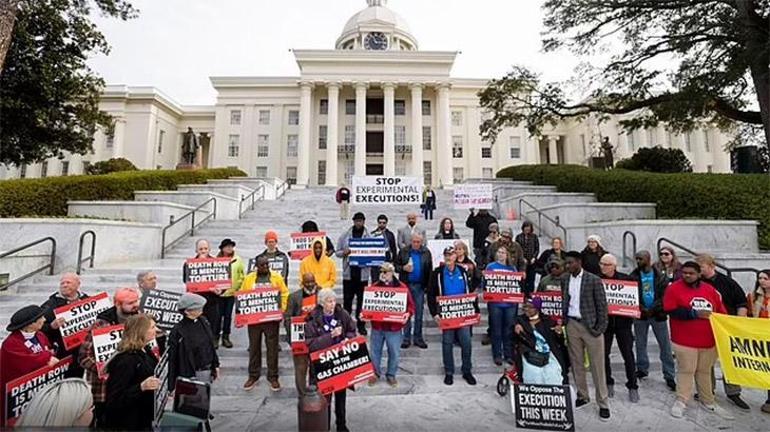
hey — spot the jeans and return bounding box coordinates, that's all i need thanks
[422,206,433,220]
[218,296,234,336]
[442,326,472,375]
[604,316,637,389]
[370,329,403,378]
[343,279,367,321]
[634,318,676,381]
[403,282,425,343]
[489,304,516,360]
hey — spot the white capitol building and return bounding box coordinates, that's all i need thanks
[1,0,733,184]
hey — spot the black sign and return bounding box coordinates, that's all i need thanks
[310,336,376,395]
[140,289,184,331]
[247,256,286,275]
[513,384,574,432]
[153,350,170,426]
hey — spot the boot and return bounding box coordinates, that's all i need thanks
[221,334,233,349]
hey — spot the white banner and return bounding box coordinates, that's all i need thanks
[454,184,494,209]
[427,239,471,269]
[352,176,423,206]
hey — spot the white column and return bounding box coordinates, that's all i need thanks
[410,83,424,179]
[325,82,341,186]
[355,82,368,177]
[437,83,453,186]
[383,82,396,177]
[112,119,126,159]
[297,81,314,187]
[548,135,559,164]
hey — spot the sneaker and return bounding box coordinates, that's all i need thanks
[727,394,750,411]
[599,408,610,421]
[415,340,428,349]
[494,357,503,366]
[462,373,477,386]
[670,400,686,418]
[665,378,677,392]
[629,389,640,403]
[635,370,648,379]
[481,334,491,346]
[243,377,258,391]
[368,376,378,386]
[700,402,735,420]
[401,340,411,349]
[607,385,615,398]
[575,398,590,409]
[386,376,398,387]
[444,375,453,386]
[269,379,281,392]
[221,335,233,349]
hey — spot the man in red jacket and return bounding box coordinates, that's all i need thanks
[663,261,733,420]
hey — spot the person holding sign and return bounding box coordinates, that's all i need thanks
[305,289,357,432]
[465,208,498,267]
[167,294,220,392]
[300,239,338,290]
[1,305,58,427]
[239,256,290,392]
[216,238,245,349]
[182,239,224,348]
[395,233,432,350]
[137,271,158,295]
[484,247,519,366]
[663,261,732,420]
[337,212,372,336]
[284,273,320,396]
[103,314,160,431]
[40,272,89,377]
[428,247,478,387]
[537,257,565,292]
[365,262,415,388]
[255,230,290,282]
[561,251,611,421]
[513,298,567,385]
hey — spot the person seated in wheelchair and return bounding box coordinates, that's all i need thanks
[513,297,569,385]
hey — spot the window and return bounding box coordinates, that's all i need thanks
[40,161,48,178]
[510,136,521,159]
[287,134,298,157]
[423,161,432,185]
[452,136,463,158]
[228,134,240,157]
[19,165,26,179]
[628,131,636,151]
[481,147,492,159]
[482,168,493,179]
[703,130,711,152]
[580,135,586,158]
[230,110,242,125]
[157,130,165,154]
[320,99,328,115]
[255,166,268,177]
[345,100,356,115]
[288,111,300,126]
[421,100,431,116]
[61,161,69,176]
[156,165,162,170]
[344,125,355,146]
[257,134,269,157]
[707,165,713,173]
[453,167,464,183]
[667,131,674,148]
[685,132,692,152]
[258,110,271,125]
[286,167,297,185]
[105,132,114,149]
[317,161,326,185]
[394,100,406,116]
[422,126,432,150]
[81,161,90,174]
[451,111,463,127]
[395,162,406,176]
[318,125,328,150]
[395,126,406,146]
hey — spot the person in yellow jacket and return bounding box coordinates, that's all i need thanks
[299,238,337,290]
[217,238,245,349]
[237,256,289,392]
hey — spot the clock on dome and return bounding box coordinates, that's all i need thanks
[364,32,389,50]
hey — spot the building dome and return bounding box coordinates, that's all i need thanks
[336,0,418,51]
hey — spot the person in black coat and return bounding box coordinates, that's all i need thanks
[513,297,569,385]
[167,294,220,392]
[104,314,160,431]
[39,272,89,378]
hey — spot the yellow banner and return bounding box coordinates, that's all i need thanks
[710,314,770,389]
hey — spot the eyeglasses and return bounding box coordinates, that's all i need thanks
[659,251,671,256]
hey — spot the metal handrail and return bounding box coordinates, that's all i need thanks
[276,179,289,200]
[76,231,96,274]
[161,198,217,258]
[517,198,568,241]
[622,231,637,268]
[0,237,56,291]
[239,184,266,218]
[656,237,761,279]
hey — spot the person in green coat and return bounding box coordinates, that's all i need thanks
[218,238,245,348]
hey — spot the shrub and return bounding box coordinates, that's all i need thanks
[614,147,693,173]
[85,158,138,175]
[496,164,770,250]
[0,167,246,217]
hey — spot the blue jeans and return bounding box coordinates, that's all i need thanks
[403,282,425,343]
[370,329,403,378]
[634,318,676,381]
[489,304,517,360]
[442,326,472,375]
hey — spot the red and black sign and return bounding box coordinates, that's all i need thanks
[532,292,563,324]
[360,286,409,323]
[300,295,317,317]
[184,258,232,293]
[4,357,73,426]
[437,293,480,330]
[54,292,112,350]
[310,336,375,395]
[601,279,641,319]
[290,317,308,356]
[234,287,282,327]
[482,270,526,303]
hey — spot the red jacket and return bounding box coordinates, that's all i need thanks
[370,280,416,332]
[663,279,726,349]
[1,331,54,425]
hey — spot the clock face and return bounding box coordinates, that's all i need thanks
[364,32,388,50]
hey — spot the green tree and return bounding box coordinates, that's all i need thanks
[479,0,770,149]
[0,0,136,166]
[85,157,138,175]
[615,147,693,173]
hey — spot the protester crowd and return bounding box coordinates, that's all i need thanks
[1,201,769,431]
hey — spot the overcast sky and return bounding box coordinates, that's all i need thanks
[88,0,580,106]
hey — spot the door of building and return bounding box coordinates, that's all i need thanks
[366,164,384,175]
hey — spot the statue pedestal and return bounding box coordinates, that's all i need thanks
[176,163,201,171]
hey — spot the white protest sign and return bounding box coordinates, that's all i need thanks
[454,183,494,209]
[352,176,423,206]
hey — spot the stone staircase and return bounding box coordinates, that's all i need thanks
[2,182,768,431]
